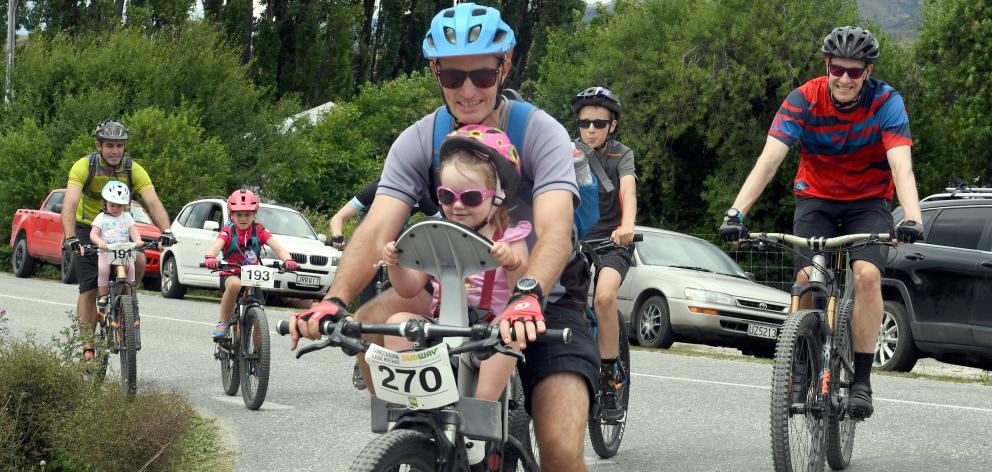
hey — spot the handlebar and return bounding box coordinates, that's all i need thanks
[275,318,572,360]
[743,232,891,250]
[79,240,159,256]
[198,260,295,273]
[580,233,643,254]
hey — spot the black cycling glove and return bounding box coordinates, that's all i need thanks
[895,220,923,243]
[62,236,80,253]
[159,229,177,247]
[719,216,749,243]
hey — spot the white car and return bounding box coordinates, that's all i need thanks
[613,226,791,356]
[160,197,339,300]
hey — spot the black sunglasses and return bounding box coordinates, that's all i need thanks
[577,119,611,130]
[828,62,868,80]
[436,68,500,89]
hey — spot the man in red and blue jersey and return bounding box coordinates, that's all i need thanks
[719,26,924,419]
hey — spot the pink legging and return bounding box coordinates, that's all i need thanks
[98,252,135,288]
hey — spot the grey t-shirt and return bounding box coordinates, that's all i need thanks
[377,102,580,300]
[582,139,636,240]
[378,102,579,238]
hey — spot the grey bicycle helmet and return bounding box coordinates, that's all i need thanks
[571,86,621,120]
[95,119,129,141]
[821,26,880,64]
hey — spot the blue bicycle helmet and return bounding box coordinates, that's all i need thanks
[423,3,516,59]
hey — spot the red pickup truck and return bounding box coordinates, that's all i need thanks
[10,188,162,288]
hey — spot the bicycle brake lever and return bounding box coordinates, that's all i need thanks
[295,337,335,359]
[491,343,525,365]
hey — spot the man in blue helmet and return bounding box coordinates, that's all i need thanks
[290,3,597,470]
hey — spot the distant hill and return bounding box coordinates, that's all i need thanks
[584,1,924,42]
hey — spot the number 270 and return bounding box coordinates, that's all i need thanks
[378,366,442,393]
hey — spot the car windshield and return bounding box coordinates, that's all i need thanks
[129,203,153,225]
[256,206,317,240]
[637,232,746,278]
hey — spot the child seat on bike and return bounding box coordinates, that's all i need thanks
[369,218,512,443]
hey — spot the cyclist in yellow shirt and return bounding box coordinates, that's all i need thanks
[60,119,176,362]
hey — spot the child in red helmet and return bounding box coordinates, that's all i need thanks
[204,189,299,339]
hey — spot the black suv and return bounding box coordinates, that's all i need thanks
[879,187,992,371]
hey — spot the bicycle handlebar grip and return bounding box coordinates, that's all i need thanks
[633,233,643,242]
[542,328,571,344]
[276,320,290,336]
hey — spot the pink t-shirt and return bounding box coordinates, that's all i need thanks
[429,221,532,318]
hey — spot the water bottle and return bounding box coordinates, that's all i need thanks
[572,142,594,187]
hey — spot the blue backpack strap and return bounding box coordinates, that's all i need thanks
[432,106,454,169]
[250,223,261,257]
[504,100,535,149]
[223,222,237,258]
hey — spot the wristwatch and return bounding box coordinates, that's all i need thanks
[513,276,544,302]
[725,208,744,223]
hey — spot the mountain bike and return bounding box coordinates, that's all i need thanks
[203,260,294,410]
[82,241,158,399]
[279,219,571,471]
[577,234,641,458]
[743,232,891,472]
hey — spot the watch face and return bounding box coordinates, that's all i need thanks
[517,276,539,291]
[726,208,740,219]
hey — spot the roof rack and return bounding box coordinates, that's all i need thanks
[921,187,992,202]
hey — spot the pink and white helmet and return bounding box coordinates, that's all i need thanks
[440,125,522,204]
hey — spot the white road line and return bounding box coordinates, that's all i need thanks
[633,372,992,413]
[212,396,294,410]
[6,292,991,414]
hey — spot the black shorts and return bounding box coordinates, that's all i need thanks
[596,246,633,281]
[792,197,892,274]
[75,222,99,293]
[517,301,599,416]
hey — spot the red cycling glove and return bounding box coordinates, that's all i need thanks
[499,293,545,325]
[294,297,349,324]
[204,255,219,270]
[283,259,299,271]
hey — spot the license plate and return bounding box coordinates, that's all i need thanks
[295,274,321,287]
[747,323,778,340]
[366,343,459,410]
[241,265,276,288]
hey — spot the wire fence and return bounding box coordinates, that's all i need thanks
[694,233,796,292]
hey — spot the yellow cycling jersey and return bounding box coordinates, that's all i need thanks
[67,154,154,225]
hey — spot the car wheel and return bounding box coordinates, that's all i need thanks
[874,300,918,372]
[160,256,187,299]
[12,236,36,278]
[61,248,78,284]
[635,295,675,348]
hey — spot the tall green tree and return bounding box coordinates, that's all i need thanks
[911,0,992,192]
[534,0,861,234]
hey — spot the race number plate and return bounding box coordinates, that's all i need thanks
[747,323,779,340]
[366,343,459,410]
[106,242,136,266]
[241,265,276,288]
[295,274,321,287]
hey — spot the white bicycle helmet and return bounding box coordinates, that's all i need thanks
[101,181,131,205]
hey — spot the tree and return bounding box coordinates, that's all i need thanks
[533,0,860,235]
[911,0,992,193]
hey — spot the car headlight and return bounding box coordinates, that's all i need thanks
[683,288,736,306]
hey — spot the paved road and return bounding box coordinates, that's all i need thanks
[2,272,991,471]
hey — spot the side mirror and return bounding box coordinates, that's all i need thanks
[203,221,220,231]
[745,272,756,282]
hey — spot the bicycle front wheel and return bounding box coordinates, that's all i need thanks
[239,306,270,410]
[770,310,826,472]
[349,429,436,472]
[826,299,856,470]
[589,314,630,458]
[117,295,138,399]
